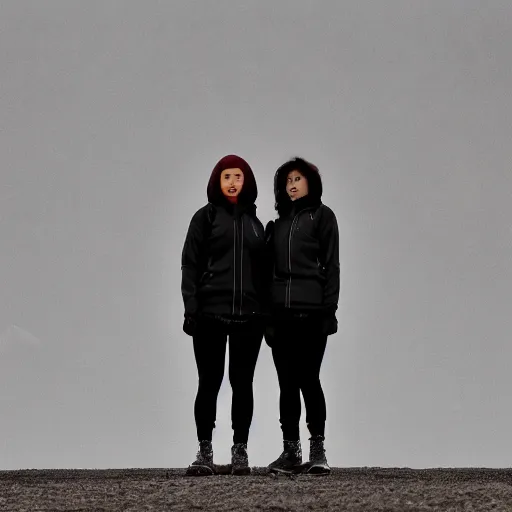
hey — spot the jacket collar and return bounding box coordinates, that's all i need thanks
[214,199,256,218]
[287,194,322,216]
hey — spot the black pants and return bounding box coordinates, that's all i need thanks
[192,316,263,444]
[271,316,328,441]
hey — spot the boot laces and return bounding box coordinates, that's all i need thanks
[310,436,325,460]
[197,440,213,462]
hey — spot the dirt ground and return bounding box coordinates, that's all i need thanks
[1,467,511,511]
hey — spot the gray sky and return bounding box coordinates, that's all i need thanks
[1,0,511,469]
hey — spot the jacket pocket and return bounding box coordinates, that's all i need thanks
[199,271,213,284]
[317,259,326,279]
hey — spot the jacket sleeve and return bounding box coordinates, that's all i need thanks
[181,207,208,316]
[317,207,340,311]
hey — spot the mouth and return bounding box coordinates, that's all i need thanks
[228,188,237,193]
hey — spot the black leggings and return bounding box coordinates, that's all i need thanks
[271,317,328,441]
[192,317,263,444]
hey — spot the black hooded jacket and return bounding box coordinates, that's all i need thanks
[266,159,340,313]
[181,155,267,320]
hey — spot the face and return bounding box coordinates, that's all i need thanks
[286,170,309,201]
[220,168,244,198]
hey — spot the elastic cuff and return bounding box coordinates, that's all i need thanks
[322,304,337,315]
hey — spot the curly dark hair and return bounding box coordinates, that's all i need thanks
[274,157,323,215]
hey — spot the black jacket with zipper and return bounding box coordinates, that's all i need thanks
[181,201,267,322]
[266,194,340,314]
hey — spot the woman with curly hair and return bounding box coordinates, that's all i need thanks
[265,157,340,476]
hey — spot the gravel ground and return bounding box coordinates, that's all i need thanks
[1,467,511,511]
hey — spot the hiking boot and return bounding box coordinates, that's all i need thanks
[231,442,251,475]
[268,440,303,474]
[185,440,215,476]
[304,435,330,475]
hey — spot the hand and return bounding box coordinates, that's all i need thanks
[322,315,338,336]
[183,314,197,337]
[321,306,338,336]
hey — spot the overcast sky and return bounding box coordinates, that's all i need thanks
[1,1,511,470]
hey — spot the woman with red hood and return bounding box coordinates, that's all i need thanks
[181,155,266,476]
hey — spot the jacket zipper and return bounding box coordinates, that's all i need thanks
[232,218,236,315]
[286,213,300,307]
[240,218,244,315]
[286,207,316,308]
